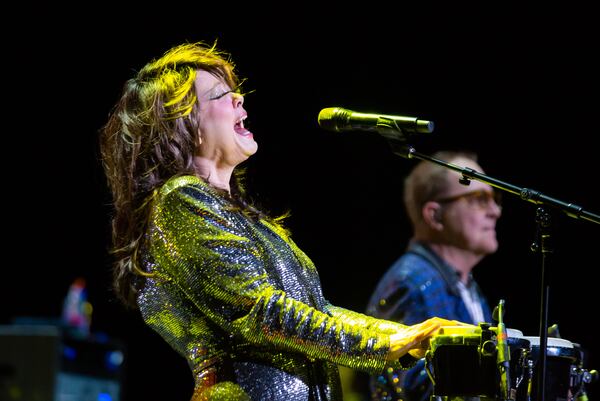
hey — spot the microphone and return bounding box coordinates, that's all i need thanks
[317,107,434,141]
[493,299,511,401]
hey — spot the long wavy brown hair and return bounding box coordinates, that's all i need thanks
[100,41,258,307]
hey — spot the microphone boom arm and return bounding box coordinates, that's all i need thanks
[390,144,600,224]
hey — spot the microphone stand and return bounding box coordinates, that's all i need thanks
[388,142,600,401]
[532,207,551,401]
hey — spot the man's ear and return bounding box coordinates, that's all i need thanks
[422,201,443,230]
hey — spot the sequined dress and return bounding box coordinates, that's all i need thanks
[137,176,413,401]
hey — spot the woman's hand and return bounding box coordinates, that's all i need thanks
[386,317,475,361]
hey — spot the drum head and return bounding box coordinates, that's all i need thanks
[521,336,578,360]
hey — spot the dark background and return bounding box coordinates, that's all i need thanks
[4,4,599,400]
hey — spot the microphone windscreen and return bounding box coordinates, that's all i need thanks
[317,107,344,132]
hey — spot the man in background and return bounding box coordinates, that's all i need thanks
[366,150,501,401]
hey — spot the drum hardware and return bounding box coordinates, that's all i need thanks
[567,347,597,401]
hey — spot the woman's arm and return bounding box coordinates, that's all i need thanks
[149,181,400,373]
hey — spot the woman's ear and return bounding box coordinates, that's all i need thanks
[422,201,443,230]
[194,129,203,156]
[196,128,203,147]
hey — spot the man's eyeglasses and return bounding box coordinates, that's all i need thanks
[434,189,502,209]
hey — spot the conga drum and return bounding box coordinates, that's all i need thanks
[426,326,531,399]
[518,336,582,401]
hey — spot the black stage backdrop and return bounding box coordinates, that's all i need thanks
[4,5,599,401]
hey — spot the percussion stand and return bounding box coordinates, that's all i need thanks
[388,141,600,401]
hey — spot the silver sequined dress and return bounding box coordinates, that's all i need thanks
[137,176,413,400]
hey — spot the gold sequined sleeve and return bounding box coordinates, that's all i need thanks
[326,304,409,335]
[148,178,405,374]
